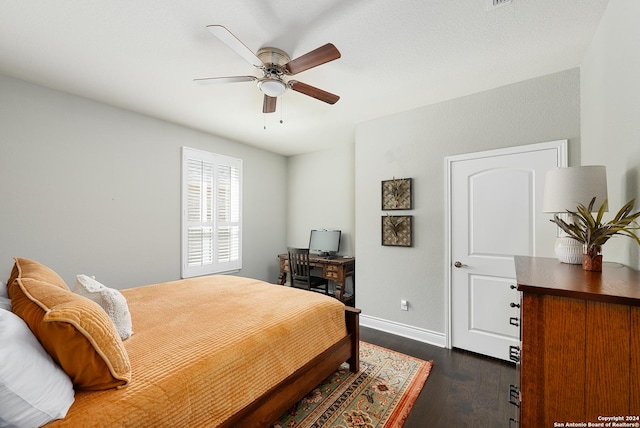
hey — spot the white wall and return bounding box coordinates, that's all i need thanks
[354,69,580,342]
[0,74,287,287]
[286,143,355,256]
[581,0,640,269]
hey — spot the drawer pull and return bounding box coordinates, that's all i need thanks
[510,302,520,308]
[508,384,520,407]
[509,317,519,327]
[509,417,519,428]
[510,284,517,289]
[509,345,520,363]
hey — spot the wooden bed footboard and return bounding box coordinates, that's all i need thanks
[221,306,361,428]
[345,306,360,373]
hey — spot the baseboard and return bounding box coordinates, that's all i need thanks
[359,314,446,348]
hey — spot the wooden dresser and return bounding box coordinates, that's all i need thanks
[513,256,640,427]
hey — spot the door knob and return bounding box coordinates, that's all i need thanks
[454,261,467,268]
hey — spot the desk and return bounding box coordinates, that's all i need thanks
[277,254,355,306]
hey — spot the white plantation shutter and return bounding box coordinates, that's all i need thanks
[216,164,241,263]
[182,148,242,277]
[186,157,214,269]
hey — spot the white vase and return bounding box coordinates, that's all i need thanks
[554,236,583,264]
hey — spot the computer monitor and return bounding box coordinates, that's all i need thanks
[309,229,341,256]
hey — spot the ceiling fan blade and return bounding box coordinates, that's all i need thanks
[263,95,277,113]
[289,81,340,104]
[206,25,263,68]
[193,76,257,85]
[284,43,341,75]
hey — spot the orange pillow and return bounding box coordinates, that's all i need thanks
[10,276,131,390]
[6,257,69,297]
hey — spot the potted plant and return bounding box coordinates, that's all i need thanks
[550,197,640,271]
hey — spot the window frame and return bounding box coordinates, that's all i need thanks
[181,147,242,278]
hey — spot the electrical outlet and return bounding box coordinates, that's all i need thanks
[401,300,408,311]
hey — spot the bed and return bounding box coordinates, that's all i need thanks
[1,258,360,427]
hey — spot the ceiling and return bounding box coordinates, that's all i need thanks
[0,0,609,156]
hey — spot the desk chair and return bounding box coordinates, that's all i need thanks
[287,247,329,295]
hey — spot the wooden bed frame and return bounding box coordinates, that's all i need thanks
[8,259,359,428]
[221,306,361,427]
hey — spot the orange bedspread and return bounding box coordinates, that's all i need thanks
[47,275,347,427]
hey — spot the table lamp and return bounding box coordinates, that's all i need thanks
[543,165,608,263]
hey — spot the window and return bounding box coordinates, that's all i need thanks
[181,147,242,278]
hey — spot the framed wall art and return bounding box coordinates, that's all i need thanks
[382,215,413,247]
[381,177,413,210]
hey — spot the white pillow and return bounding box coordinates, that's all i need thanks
[0,308,75,427]
[73,274,133,340]
[0,281,9,311]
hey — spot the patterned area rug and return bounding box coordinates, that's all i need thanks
[272,342,433,428]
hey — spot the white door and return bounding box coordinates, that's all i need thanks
[446,140,566,361]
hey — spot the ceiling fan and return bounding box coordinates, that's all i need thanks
[194,25,341,114]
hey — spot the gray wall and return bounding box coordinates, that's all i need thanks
[286,143,355,256]
[581,0,640,269]
[354,68,581,338]
[0,74,287,288]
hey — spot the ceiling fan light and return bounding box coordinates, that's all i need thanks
[258,78,287,97]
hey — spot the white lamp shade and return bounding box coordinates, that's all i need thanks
[543,165,608,213]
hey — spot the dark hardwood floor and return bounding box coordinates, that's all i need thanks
[360,326,518,427]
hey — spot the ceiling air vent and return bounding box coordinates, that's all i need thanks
[487,0,512,11]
